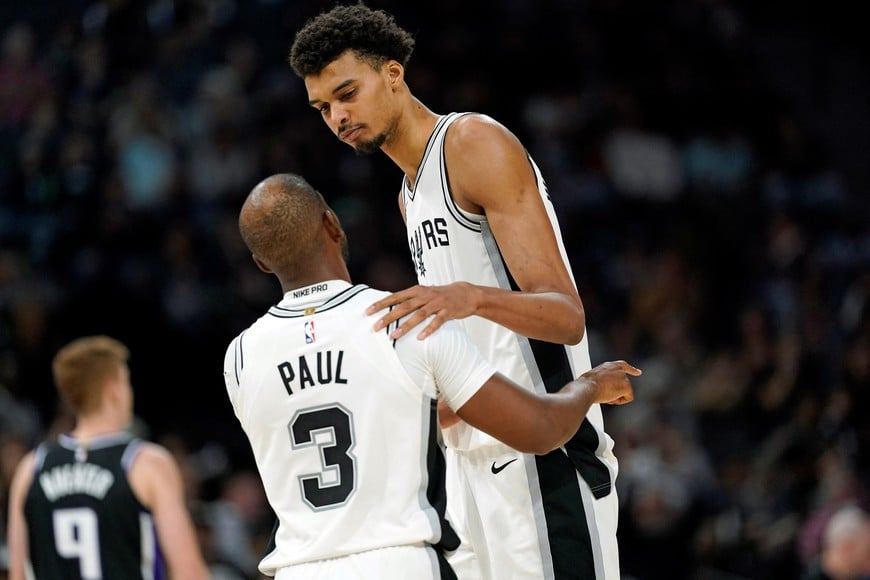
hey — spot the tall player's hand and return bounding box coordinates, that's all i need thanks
[366,282,478,339]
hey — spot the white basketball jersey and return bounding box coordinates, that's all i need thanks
[223,280,496,575]
[402,113,617,494]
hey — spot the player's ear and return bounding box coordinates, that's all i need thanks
[385,60,403,88]
[323,209,344,241]
[251,254,272,274]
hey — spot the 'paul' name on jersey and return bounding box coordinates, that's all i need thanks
[409,217,449,278]
[279,350,347,395]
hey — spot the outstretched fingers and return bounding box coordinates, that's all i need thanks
[612,360,643,377]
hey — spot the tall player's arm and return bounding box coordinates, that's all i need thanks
[128,443,210,580]
[373,113,584,344]
[6,451,36,580]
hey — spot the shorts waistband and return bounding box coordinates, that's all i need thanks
[444,440,525,461]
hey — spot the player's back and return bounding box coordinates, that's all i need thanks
[224,281,455,574]
[23,432,163,580]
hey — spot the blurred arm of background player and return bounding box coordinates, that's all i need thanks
[127,442,212,579]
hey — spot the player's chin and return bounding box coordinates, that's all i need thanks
[352,140,381,155]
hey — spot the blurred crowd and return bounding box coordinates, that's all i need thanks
[1,1,868,578]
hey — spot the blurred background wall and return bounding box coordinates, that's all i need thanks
[1,1,868,578]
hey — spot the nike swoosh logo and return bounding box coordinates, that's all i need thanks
[490,458,519,474]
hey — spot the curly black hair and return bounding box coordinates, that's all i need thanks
[288,2,415,78]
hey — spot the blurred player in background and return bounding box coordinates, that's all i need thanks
[6,335,209,580]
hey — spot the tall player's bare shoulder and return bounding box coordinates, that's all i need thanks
[443,113,537,211]
[446,114,522,163]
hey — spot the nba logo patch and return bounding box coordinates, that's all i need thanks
[304,320,316,344]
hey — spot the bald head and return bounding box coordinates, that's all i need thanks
[821,504,870,578]
[239,173,347,284]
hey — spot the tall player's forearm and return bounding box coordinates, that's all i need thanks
[470,284,586,345]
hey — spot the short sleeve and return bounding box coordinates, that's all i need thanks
[421,320,497,411]
[223,334,243,392]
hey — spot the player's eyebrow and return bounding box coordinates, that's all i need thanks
[308,79,355,106]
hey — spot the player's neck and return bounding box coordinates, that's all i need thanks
[280,266,351,295]
[71,413,129,440]
[382,97,438,188]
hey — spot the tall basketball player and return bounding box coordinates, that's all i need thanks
[289,5,623,579]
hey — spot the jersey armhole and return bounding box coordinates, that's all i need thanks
[121,438,144,473]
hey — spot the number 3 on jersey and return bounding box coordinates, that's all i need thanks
[290,404,356,510]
